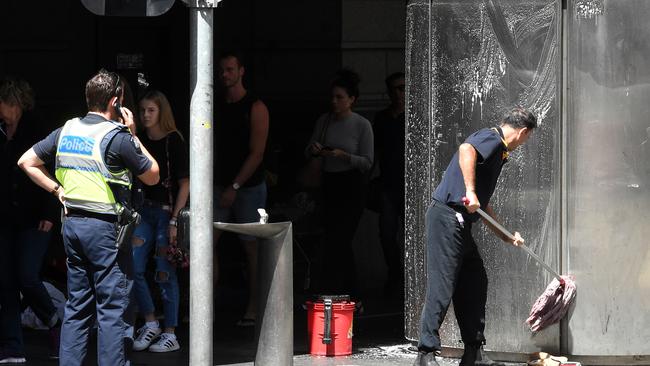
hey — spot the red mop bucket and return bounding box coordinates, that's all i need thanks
[306,295,355,356]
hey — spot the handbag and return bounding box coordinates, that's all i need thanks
[298,114,331,189]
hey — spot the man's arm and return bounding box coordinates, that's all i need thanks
[458,142,479,212]
[235,100,269,185]
[134,135,160,186]
[17,148,65,205]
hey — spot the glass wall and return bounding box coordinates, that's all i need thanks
[406,0,561,353]
[566,0,650,356]
[406,0,650,359]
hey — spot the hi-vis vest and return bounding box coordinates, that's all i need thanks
[55,118,132,215]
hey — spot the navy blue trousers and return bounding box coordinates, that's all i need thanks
[60,216,133,366]
[417,200,487,352]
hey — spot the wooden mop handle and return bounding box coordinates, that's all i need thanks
[462,198,562,280]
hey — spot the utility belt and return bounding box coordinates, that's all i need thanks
[143,199,172,212]
[65,206,140,249]
[115,205,141,249]
[66,206,140,249]
[66,208,118,223]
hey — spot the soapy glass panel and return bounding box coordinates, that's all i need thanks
[405,0,561,353]
[566,0,650,356]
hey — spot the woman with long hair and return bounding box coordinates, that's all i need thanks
[131,90,189,353]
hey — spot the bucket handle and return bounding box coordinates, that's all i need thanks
[322,298,332,344]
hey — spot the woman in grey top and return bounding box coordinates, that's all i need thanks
[306,69,373,303]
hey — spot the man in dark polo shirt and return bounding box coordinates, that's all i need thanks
[414,107,537,366]
[18,70,159,366]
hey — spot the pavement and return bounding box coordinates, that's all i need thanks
[19,292,525,366]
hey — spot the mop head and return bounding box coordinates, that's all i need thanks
[525,275,576,332]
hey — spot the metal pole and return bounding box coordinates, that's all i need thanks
[187,1,217,365]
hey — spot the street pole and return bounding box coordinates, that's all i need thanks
[184,1,219,365]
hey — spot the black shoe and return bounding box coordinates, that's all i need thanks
[48,326,61,360]
[460,344,505,366]
[413,351,440,366]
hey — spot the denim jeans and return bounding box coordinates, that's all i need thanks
[0,225,55,356]
[214,182,267,241]
[132,205,179,328]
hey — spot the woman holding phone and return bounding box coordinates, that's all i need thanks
[305,69,374,304]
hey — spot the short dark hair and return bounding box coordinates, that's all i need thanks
[385,72,405,89]
[218,50,245,67]
[332,68,361,99]
[85,69,122,112]
[501,106,537,130]
[0,76,35,111]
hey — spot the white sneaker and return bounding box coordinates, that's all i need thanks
[148,333,180,353]
[133,325,162,351]
[0,356,26,364]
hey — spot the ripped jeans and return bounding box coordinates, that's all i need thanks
[132,205,179,328]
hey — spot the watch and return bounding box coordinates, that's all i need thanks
[232,182,241,191]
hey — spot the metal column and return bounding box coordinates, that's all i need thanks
[184,1,219,365]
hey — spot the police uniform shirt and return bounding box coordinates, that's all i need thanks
[433,127,508,222]
[33,113,151,183]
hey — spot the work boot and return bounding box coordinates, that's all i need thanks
[460,344,505,366]
[413,350,441,366]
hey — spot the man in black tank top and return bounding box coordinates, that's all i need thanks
[213,51,270,327]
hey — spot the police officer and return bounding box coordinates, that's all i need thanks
[413,107,536,366]
[18,69,159,366]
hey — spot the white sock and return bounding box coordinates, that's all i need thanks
[146,320,160,329]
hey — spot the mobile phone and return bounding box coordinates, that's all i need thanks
[113,99,124,120]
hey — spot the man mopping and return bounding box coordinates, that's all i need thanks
[414,107,537,366]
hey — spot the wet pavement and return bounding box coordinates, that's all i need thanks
[20,292,525,366]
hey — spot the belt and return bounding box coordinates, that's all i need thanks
[447,203,468,214]
[433,199,478,226]
[66,208,118,223]
[143,199,172,212]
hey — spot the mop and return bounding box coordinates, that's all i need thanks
[466,203,577,332]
